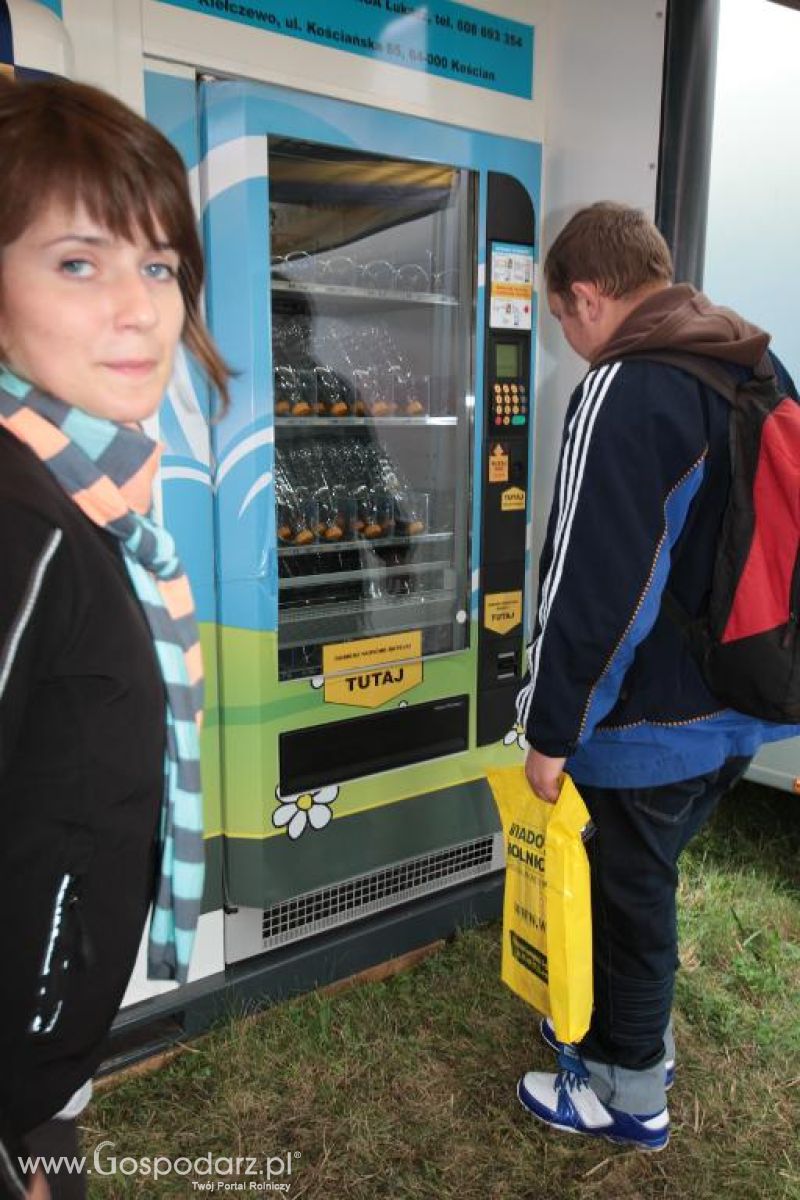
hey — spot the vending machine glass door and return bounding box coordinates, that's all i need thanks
[270,138,475,681]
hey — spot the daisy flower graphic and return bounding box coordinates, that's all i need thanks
[273,784,339,840]
[503,724,527,751]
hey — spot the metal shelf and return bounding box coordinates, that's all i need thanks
[275,415,457,428]
[272,279,459,308]
[279,559,451,590]
[278,531,454,557]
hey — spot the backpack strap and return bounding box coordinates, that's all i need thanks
[599,349,776,406]
[592,348,766,646]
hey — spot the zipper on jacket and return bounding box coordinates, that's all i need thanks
[29,872,91,1038]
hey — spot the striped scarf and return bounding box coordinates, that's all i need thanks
[0,367,204,984]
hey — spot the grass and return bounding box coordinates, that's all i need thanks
[80,779,800,1199]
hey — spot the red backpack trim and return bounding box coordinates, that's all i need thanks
[597,350,800,722]
[723,396,800,642]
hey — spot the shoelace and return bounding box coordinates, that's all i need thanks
[554,1047,591,1094]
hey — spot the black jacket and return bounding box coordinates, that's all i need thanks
[0,430,165,1196]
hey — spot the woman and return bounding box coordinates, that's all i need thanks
[0,77,230,1198]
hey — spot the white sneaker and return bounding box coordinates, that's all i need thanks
[517,1051,669,1152]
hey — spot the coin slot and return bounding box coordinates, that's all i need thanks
[496,650,518,680]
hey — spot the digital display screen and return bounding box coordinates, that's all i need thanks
[495,342,520,379]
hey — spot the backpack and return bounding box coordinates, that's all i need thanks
[626,350,800,723]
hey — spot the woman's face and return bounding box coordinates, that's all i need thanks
[0,198,184,423]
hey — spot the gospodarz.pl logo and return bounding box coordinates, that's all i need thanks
[19,1142,301,1192]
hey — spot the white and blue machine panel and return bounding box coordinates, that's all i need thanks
[145,69,219,626]
[149,73,540,637]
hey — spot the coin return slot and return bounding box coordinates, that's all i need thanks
[496,650,518,680]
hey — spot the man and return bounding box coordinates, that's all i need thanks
[514,202,799,1150]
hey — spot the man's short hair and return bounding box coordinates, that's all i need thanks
[544,202,673,307]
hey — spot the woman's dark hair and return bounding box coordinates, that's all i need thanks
[0,76,231,409]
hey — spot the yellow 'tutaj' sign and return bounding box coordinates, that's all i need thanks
[501,486,526,512]
[484,591,523,635]
[323,630,423,709]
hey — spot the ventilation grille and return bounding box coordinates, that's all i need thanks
[261,836,497,950]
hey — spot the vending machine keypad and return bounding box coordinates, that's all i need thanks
[491,381,528,427]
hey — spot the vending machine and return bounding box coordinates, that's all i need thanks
[124,58,541,1019]
[193,78,539,973]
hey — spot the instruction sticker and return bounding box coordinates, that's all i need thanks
[484,591,522,635]
[490,242,535,330]
[489,443,509,483]
[323,630,423,708]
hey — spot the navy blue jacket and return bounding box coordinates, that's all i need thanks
[516,294,800,787]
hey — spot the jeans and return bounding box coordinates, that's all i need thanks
[574,755,751,1110]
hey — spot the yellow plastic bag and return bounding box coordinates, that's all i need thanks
[488,767,593,1043]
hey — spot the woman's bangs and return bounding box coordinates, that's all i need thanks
[76,166,173,251]
[31,141,181,254]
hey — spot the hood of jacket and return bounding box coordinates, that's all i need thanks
[593,283,770,368]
